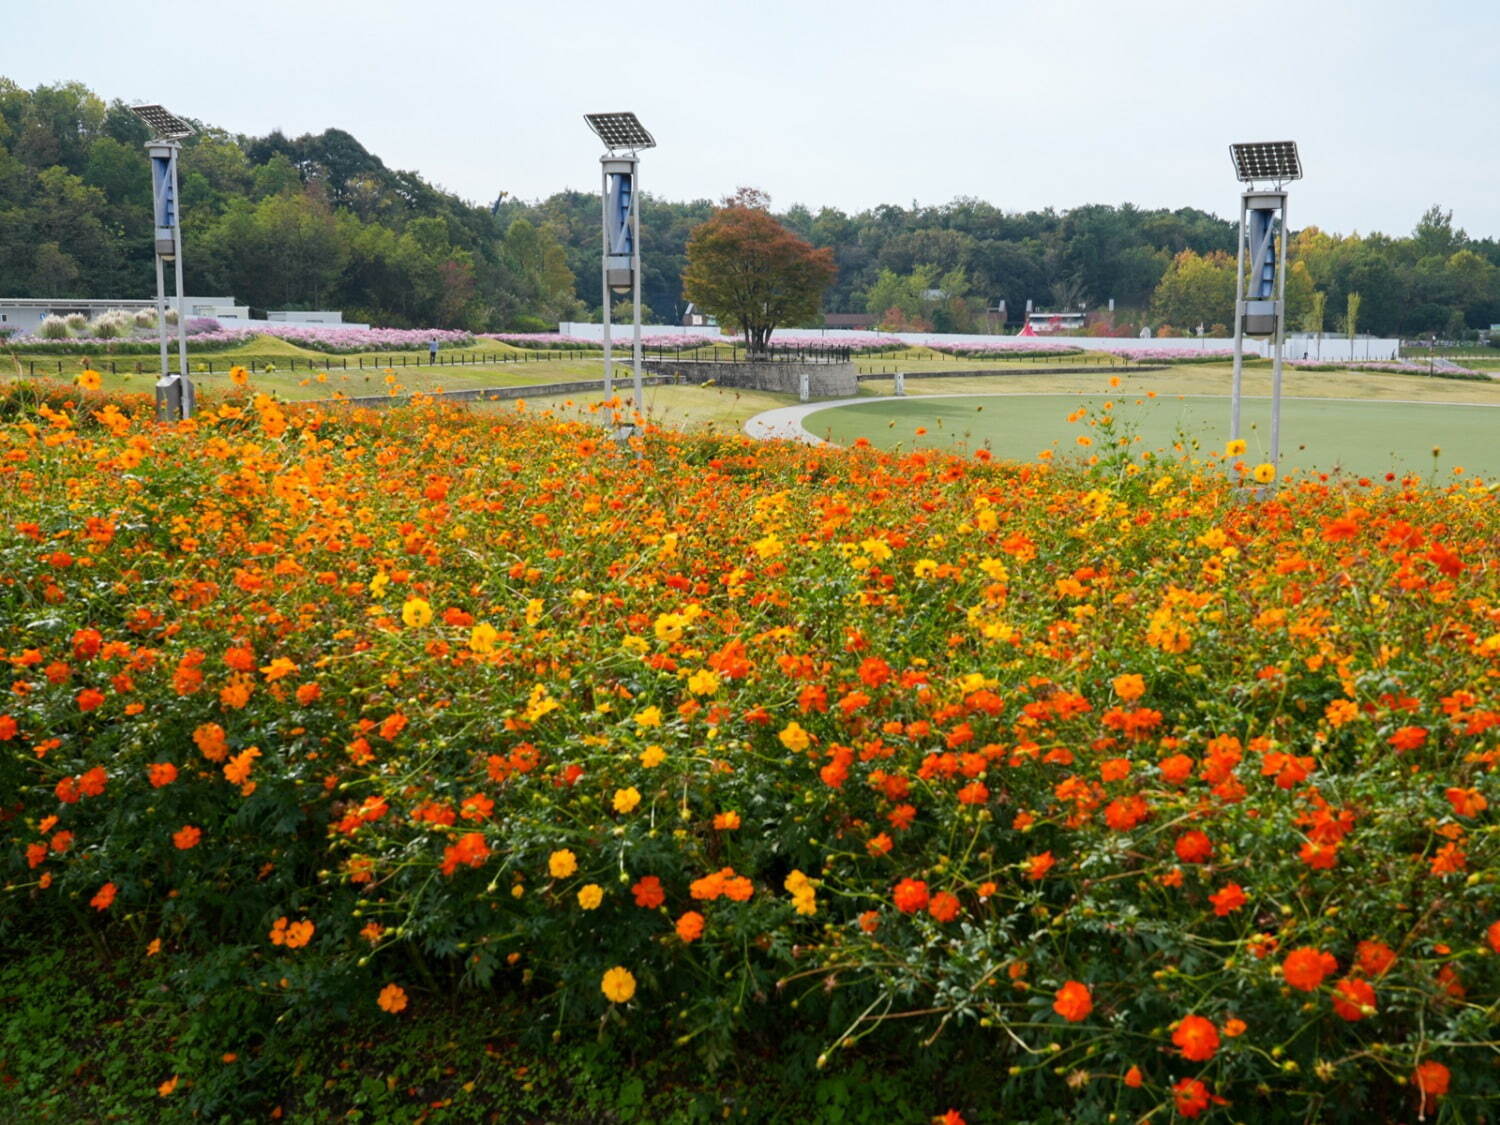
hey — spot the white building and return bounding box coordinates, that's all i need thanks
[0,296,249,334]
[268,309,345,325]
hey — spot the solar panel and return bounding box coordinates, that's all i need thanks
[130,104,195,140]
[584,112,655,151]
[1229,141,1301,183]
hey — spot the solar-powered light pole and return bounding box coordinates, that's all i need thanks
[1228,141,1301,475]
[130,105,195,421]
[584,112,654,437]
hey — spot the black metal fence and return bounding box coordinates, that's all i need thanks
[22,350,597,377]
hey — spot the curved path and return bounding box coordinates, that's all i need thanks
[742,396,871,445]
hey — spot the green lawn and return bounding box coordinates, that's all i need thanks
[805,391,1500,479]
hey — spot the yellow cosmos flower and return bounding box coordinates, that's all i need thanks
[401,597,432,628]
[1251,462,1277,485]
[1225,439,1247,457]
[468,622,499,654]
[577,884,604,910]
[601,966,636,1003]
[76,369,102,391]
[686,668,720,695]
[779,721,811,752]
[547,849,577,879]
[613,787,642,813]
[640,745,666,768]
[634,706,663,729]
[653,611,690,642]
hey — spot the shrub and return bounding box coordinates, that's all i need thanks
[87,309,133,339]
[38,314,72,339]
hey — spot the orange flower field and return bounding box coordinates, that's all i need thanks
[2,382,1497,1121]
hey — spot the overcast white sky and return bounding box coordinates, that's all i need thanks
[9,0,1499,237]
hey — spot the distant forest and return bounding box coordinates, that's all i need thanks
[3,80,1498,337]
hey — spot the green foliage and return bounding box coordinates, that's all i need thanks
[1150,250,1236,330]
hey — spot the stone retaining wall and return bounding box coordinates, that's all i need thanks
[642,359,857,399]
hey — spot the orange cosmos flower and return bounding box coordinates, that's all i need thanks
[90,882,117,910]
[631,875,665,908]
[1282,946,1337,991]
[1298,839,1339,869]
[1488,919,1500,955]
[1387,725,1427,752]
[712,810,741,830]
[1025,851,1056,881]
[1122,1065,1143,1088]
[1331,977,1376,1021]
[892,878,930,913]
[1172,1077,1217,1118]
[76,687,106,712]
[1209,882,1246,916]
[956,780,989,805]
[927,891,961,923]
[1174,830,1212,864]
[1413,1060,1449,1100]
[1052,980,1093,1023]
[439,832,490,876]
[1429,842,1467,876]
[1444,787,1487,818]
[675,911,705,942]
[172,825,202,850]
[377,983,408,1013]
[1171,1014,1219,1062]
[858,910,881,934]
[194,722,229,762]
[1356,939,1397,977]
[1111,673,1145,702]
[147,761,178,787]
[1157,754,1194,785]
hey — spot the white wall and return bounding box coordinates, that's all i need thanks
[555,322,1403,360]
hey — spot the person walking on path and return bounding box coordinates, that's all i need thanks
[428,338,438,365]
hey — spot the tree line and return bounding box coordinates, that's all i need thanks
[0,80,576,331]
[4,80,1497,338]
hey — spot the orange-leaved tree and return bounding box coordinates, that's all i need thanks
[681,188,836,355]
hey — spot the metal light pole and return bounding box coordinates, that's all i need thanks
[1228,141,1301,473]
[130,105,196,421]
[584,112,654,441]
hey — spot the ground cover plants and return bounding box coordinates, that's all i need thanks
[1,380,1497,1122]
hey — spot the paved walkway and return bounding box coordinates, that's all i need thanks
[742,396,870,444]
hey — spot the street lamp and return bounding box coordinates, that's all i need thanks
[584,112,654,436]
[129,104,195,421]
[1228,141,1301,475]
